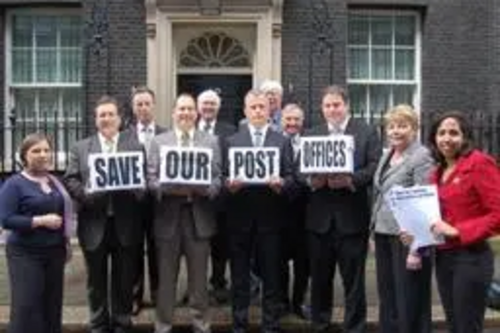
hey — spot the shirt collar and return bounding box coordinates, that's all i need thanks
[174,127,195,141]
[98,132,119,145]
[248,124,269,137]
[328,115,351,133]
[198,118,217,130]
[137,121,155,133]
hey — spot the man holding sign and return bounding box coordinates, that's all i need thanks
[224,89,294,333]
[147,94,221,333]
[305,86,381,333]
[64,95,146,333]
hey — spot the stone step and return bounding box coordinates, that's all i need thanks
[0,305,498,332]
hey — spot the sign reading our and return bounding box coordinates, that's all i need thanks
[229,147,280,184]
[88,152,145,192]
[159,147,212,185]
[300,135,355,174]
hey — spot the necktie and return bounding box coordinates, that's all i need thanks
[254,130,263,147]
[203,121,212,133]
[143,127,153,152]
[330,124,342,135]
[181,131,190,147]
[105,139,114,153]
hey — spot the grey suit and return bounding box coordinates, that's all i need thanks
[371,141,434,333]
[372,141,434,234]
[64,133,145,333]
[147,129,221,332]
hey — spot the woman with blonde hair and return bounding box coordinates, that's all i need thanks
[372,105,434,333]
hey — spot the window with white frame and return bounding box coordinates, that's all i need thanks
[347,12,420,121]
[6,11,83,162]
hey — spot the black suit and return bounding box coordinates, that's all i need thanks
[280,134,310,312]
[121,124,167,307]
[224,126,294,333]
[64,133,146,333]
[305,118,381,333]
[205,121,237,293]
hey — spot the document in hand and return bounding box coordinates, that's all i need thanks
[385,185,444,251]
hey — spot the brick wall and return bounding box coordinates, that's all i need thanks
[282,0,496,127]
[83,0,147,127]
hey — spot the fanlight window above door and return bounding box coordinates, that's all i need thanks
[179,32,251,68]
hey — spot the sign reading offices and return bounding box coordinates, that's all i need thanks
[300,135,355,174]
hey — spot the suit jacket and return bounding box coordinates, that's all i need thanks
[213,121,236,139]
[430,150,500,248]
[305,117,382,235]
[121,123,168,210]
[147,129,222,240]
[286,133,309,234]
[224,125,295,233]
[63,133,146,251]
[121,123,167,145]
[371,141,433,235]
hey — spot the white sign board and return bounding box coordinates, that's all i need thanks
[229,147,280,184]
[88,152,145,192]
[159,146,212,185]
[385,185,444,251]
[300,135,355,174]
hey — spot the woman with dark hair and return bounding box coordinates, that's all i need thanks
[0,133,74,333]
[427,111,500,333]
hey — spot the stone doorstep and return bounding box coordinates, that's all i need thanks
[0,306,498,332]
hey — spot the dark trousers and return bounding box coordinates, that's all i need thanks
[309,229,368,333]
[210,213,229,290]
[83,219,138,333]
[229,229,281,333]
[375,234,432,333]
[134,216,159,304]
[6,242,66,333]
[280,224,309,309]
[435,242,493,333]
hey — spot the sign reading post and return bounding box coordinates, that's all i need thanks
[229,147,280,184]
[88,152,145,192]
[159,146,212,185]
[300,135,355,174]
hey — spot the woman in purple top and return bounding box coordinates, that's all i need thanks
[0,133,74,333]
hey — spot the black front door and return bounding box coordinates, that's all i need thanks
[177,74,252,126]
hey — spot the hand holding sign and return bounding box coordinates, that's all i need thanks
[327,174,355,191]
[267,176,284,194]
[431,220,459,238]
[309,174,327,190]
[226,178,244,194]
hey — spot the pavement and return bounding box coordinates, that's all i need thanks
[0,243,499,332]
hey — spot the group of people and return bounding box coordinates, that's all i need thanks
[0,80,499,333]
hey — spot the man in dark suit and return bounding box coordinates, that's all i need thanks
[148,94,221,333]
[64,95,145,333]
[279,103,310,319]
[197,89,236,305]
[225,89,294,333]
[121,86,166,313]
[306,86,381,333]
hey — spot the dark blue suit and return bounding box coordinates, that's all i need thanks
[224,125,294,333]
